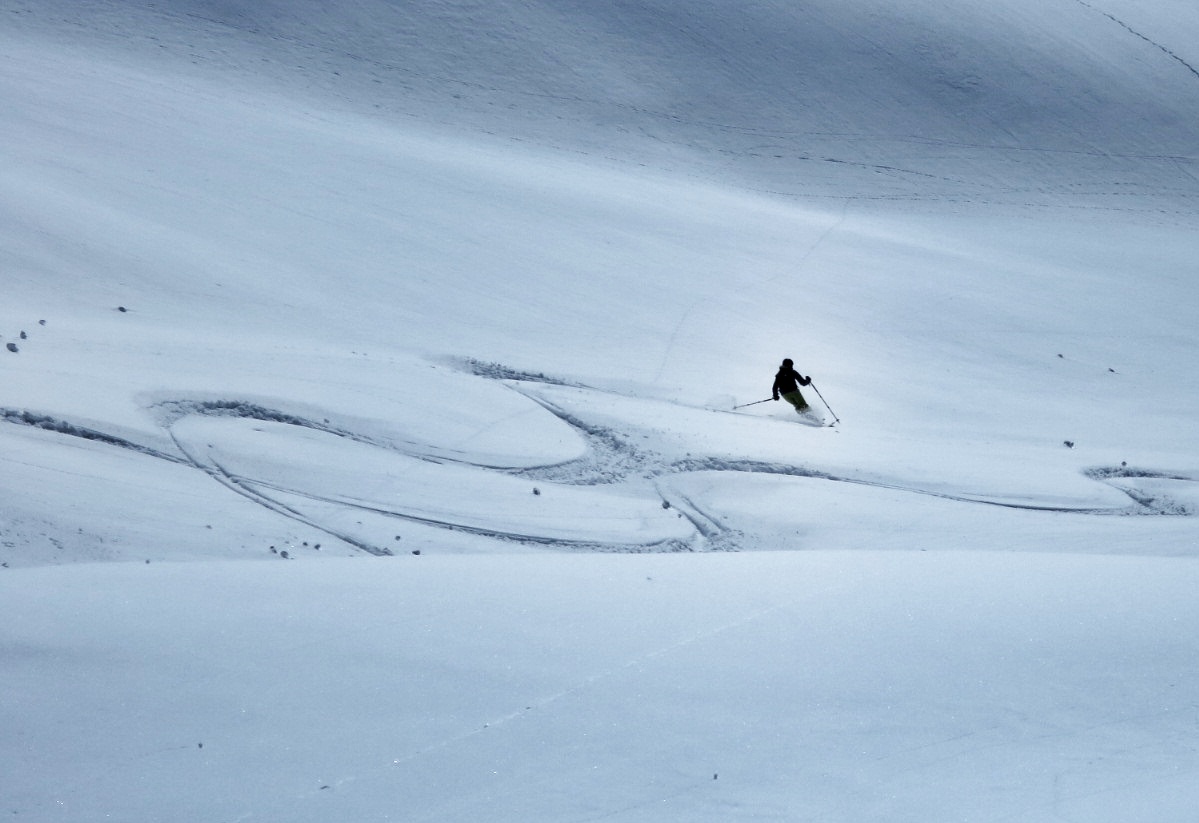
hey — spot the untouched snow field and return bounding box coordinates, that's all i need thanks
[6,553,1199,821]
[2,1,1198,820]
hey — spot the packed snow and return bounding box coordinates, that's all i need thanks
[2,1,1197,820]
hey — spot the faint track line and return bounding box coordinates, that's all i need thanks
[1072,0,1199,81]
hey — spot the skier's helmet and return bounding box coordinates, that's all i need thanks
[782,358,793,367]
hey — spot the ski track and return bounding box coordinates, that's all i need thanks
[223,592,809,823]
[1072,0,1199,83]
[2,364,1194,560]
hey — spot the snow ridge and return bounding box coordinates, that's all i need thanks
[1,407,182,463]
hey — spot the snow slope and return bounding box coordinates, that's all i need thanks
[5,553,1199,821]
[2,1,1198,820]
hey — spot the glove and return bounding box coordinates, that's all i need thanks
[772,394,779,401]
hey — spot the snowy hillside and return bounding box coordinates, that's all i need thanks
[2,1,1198,820]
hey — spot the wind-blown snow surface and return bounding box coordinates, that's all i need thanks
[2,1,1198,820]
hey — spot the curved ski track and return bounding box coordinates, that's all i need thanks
[2,368,1193,557]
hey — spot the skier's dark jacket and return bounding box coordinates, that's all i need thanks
[772,366,811,398]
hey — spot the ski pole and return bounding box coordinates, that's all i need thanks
[733,397,775,410]
[808,381,840,424]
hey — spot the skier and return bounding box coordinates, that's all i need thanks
[772,358,812,413]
